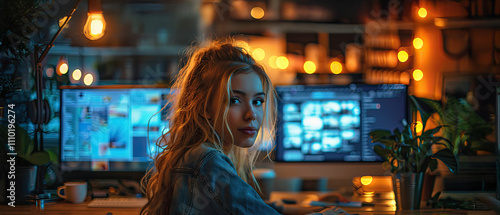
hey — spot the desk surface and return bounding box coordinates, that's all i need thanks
[0,193,496,215]
[0,199,141,215]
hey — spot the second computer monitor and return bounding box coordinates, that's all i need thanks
[274,84,408,162]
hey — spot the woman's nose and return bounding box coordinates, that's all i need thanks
[245,108,257,121]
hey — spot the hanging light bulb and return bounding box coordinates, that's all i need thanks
[56,56,69,76]
[84,0,106,40]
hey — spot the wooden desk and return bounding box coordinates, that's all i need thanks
[0,199,141,215]
[270,191,497,215]
[0,193,496,215]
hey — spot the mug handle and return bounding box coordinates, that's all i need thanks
[57,186,67,199]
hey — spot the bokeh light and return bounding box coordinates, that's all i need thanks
[250,7,265,19]
[252,48,265,61]
[418,8,427,18]
[413,38,423,49]
[84,73,94,86]
[276,56,289,70]
[330,61,342,74]
[303,61,316,74]
[398,50,409,63]
[413,69,423,81]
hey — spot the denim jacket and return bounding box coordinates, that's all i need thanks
[168,142,282,215]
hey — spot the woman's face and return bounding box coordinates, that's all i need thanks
[213,71,265,148]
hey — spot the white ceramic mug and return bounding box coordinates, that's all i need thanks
[57,182,87,203]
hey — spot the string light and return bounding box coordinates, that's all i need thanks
[418,8,427,18]
[398,50,409,63]
[330,61,342,74]
[56,56,68,76]
[250,7,265,19]
[303,61,316,74]
[413,38,424,49]
[252,48,265,61]
[276,56,289,70]
[414,121,423,133]
[360,176,373,186]
[413,69,423,81]
[268,56,278,69]
[84,73,94,86]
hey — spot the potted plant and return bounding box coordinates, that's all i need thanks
[369,96,458,210]
[0,124,58,204]
[426,96,495,156]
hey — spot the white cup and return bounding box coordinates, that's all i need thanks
[57,182,88,203]
[253,168,276,201]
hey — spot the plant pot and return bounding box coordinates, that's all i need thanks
[392,172,424,210]
[16,165,37,205]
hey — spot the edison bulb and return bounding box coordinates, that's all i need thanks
[84,13,106,40]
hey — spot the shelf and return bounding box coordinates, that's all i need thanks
[434,17,500,29]
[216,20,365,34]
[48,45,186,56]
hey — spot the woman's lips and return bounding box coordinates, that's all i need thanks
[238,129,256,136]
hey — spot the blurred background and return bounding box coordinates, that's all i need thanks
[1,0,499,199]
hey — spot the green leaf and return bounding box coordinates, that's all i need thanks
[409,96,436,128]
[422,125,447,137]
[429,159,438,171]
[373,145,392,160]
[26,151,50,166]
[46,150,59,164]
[433,148,458,174]
[369,130,392,140]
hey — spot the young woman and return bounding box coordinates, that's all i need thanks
[141,39,341,215]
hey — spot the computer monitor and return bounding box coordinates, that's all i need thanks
[59,85,170,180]
[274,84,408,162]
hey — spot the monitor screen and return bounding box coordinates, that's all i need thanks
[60,86,169,173]
[274,84,408,162]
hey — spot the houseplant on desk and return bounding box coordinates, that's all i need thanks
[369,96,458,210]
[0,125,58,204]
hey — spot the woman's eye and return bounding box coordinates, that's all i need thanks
[230,97,241,104]
[253,98,265,106]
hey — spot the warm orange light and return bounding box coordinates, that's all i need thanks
[400,72,410,85]
[387,50,398,67]
[58,16,70,27]
[252,48,265,61]
[414,121,423,133]
[303,61,316,74]
[72,69,82,81]
[84,73,94,86]
[398,50,409,63]
[276,56,289,70]
[413,38,424,49]
[250,7,265,19]
[360,176,373,186]
[413,69,423,81]
[235,40,250,52]
[418,8,427,18]
[84,13,106,40]
[56,56,68,76]
[70,69,82,84]
[268,56,278,69]
[330,61,342,74]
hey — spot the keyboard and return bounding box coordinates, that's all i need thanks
[87,197,148,208]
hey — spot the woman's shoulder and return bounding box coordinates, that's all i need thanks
[176,142,232,170]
